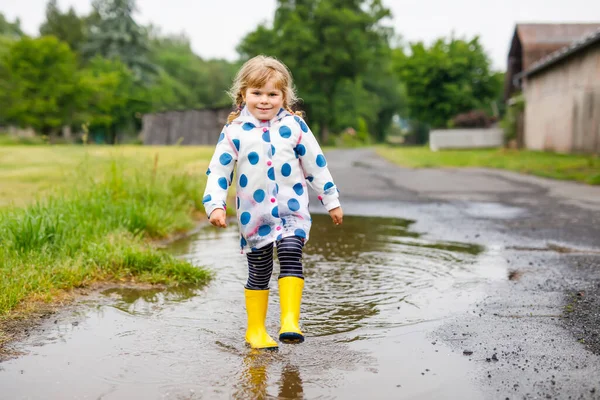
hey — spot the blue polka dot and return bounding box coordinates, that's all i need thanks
[262,130,270,142]
[271,145,276,156]
[293,183,304,195]
[279,125,292,138]
[241,237,247,247]
[239,174,248,187]
[218,177,228,190]
[272,206,279,217]
[202,194,211,203]
[295,229,306,238]
[288,198,300,211]
[253,189,265,203]
[294,116,309,132]
[276,234,283,241]
[275,184,279,194]
[206,168,211,176]
[240,212,251,225]
[282,218,287,225]
[219,153,233,165]
[307,175,314,182]
[316,154,327,167]
[281,163,291,177]
[242,122,255,131]
[218,132,224,143]
[258,225,271,236]
[295,144,306,157]
[233,139,240,151]
[248,152,259,165]
[268,167,275,180]
[324,181,334,191]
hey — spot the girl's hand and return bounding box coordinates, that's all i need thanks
[209,209,227,228]
[329,206,343,226]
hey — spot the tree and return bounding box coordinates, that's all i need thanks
[392,36,498,129]
[238,0,394,143]
[78,56,139,143]
[0,13,23,38]
[39,0,88,54]
[0,36,78,135]
[83,0,156,84]
[147,29,238,111]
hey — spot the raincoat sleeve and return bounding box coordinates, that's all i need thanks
[202,126,238,218]
[295,117,341,211]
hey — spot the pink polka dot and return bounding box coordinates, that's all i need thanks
[276,226,281,231]
[270,198,276,203]
[267,161,272,166]
[262,127,268,132]
[318,195,323,200]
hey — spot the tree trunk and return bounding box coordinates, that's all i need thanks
[320,122,329,145]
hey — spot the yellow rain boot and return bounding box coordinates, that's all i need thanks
[278,277,305,343]
[245,289,278,350]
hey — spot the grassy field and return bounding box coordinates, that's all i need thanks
[377,146,600,185]
[0,145,220,346]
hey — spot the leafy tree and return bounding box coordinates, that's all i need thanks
[149,31,236,110]
[0,13,23,38]
[238,0,394,143]
[0,36,78,134]
[39,0,88,53]
[83,0,156,83]
[392,36,498,129]
[78,56,139,143]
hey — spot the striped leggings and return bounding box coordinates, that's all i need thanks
[246,236,304,290]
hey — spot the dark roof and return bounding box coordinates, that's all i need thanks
[519,27,600,78]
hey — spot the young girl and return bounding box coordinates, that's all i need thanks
[203,55,343,350]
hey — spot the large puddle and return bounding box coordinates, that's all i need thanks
[0,214,507,399]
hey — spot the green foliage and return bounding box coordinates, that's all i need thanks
[393,36,500,129]
[39,0,88,54]
[148,32,237,110]
[0,153,212,316]
[501,94,525,143]
[238,0,399,143]
[0,36,79,134]
[83,0,157,84]
[77,56,140,141]
[0,13,23,38]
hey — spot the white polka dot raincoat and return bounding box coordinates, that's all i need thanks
[202,107,340,253]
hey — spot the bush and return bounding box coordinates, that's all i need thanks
[450,110,496,128]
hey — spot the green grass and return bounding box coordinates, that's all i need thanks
[0,145,219,334]
[377,146,600,185]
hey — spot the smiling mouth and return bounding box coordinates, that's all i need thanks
[257,107,271,111]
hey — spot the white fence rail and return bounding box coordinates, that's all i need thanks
[429,128,504,151]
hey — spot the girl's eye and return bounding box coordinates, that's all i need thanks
[252,91,260,95]
[270,93,278,97]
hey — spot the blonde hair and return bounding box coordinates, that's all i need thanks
[227,55,302,124]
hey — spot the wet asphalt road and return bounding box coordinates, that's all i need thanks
[325,148,600,399]
[1,148,599,399]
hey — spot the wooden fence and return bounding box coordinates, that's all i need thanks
[141,108,232,145]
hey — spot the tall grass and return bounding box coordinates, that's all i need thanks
[0,153,212,318]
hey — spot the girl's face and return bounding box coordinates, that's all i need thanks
[244,78,284,121]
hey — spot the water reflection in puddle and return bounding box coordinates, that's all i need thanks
[0,214,505,399]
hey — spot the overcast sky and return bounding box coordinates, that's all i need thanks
[1,0,599,71]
